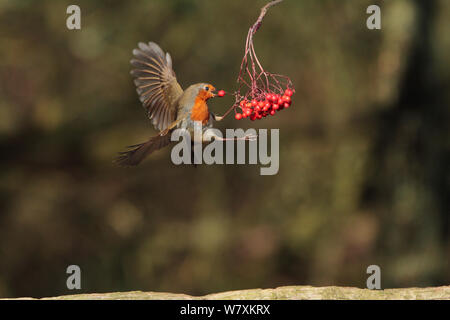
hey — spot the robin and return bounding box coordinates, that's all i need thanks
[116,42,253,166]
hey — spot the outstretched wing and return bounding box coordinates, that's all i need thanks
[130,42,183,131]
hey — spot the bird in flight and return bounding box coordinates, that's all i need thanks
[116,42,253,166]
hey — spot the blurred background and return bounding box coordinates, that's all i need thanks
[0,0,449,298]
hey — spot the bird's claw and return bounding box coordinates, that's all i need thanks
[244,134,258,141]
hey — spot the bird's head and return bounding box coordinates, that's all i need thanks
[193,83,216,101]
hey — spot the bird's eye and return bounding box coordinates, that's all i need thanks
[204,86,209,91]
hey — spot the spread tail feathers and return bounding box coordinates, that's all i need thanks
[115,133,172,166]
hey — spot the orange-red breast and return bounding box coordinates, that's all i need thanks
[115,42,222,166]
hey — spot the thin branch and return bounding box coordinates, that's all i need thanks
[221,0,287,120]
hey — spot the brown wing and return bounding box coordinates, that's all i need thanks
[130,42,183,131]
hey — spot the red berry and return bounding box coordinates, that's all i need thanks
[284,102,290,108]
[282,95,291,103]
[242,112,248,118]
[235,113,242,120]
[258,101,265,108]
[218,90,226,97]
[246,103,252,108]
[277,98,283,105]
[273,104,279,110]
[240,100,246,107]
[284,89,293,97]
[270,110,276,115]
[251,99,258,107]
[245,108,252,116]
[250,114,256,121]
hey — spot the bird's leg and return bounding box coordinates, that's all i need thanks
[213,113,224,122]
[212,106,236,121]
[203,129,257,142]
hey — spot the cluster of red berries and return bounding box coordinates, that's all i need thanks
[234,88,294,120]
